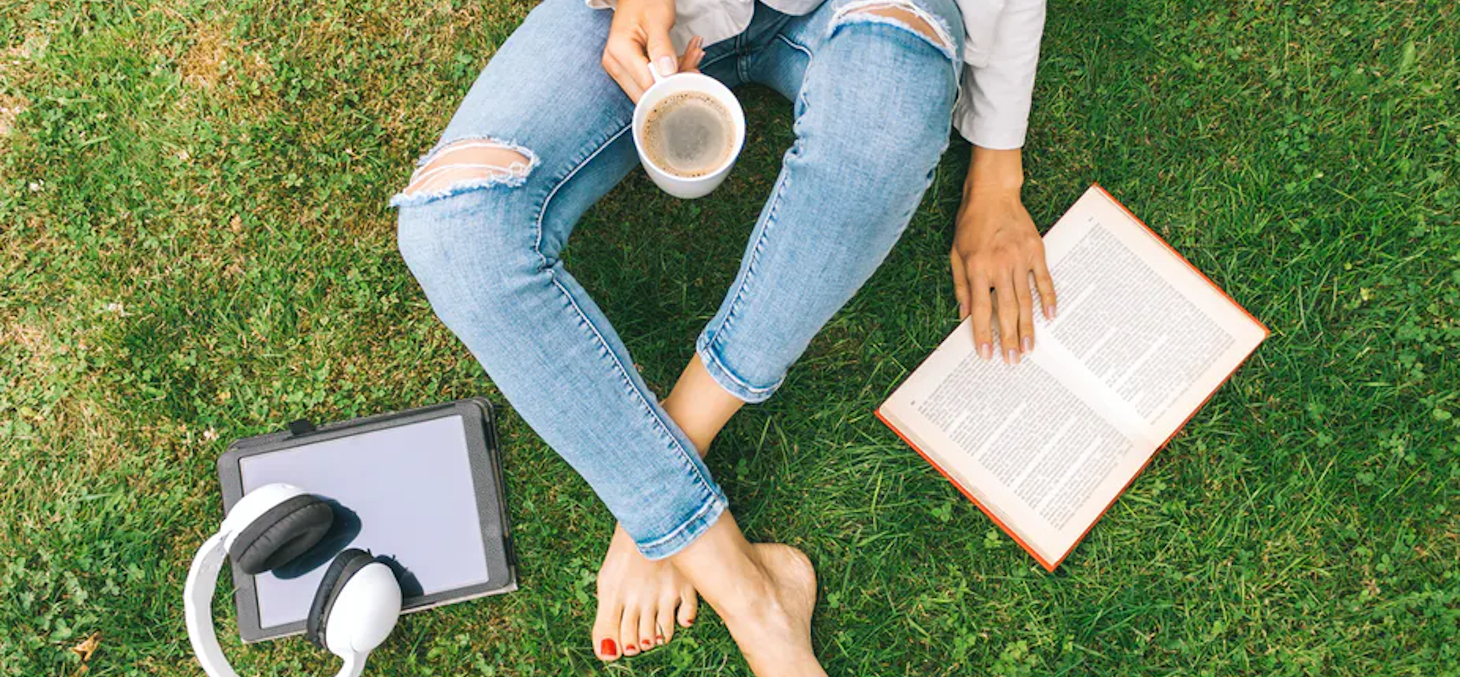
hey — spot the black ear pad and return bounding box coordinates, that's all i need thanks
[228,495,335,575]
[306,548,376,649]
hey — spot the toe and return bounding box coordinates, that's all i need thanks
[655,596,677,646]
[592,598,623,662]
[637,608,656,652]
[677,586,698,627]
[620,608,641,656]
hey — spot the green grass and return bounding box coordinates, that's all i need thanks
[1,0,1456,675]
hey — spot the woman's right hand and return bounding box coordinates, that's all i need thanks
[601,0,705,102]
[950,146,1056,365]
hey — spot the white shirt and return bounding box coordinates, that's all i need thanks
[586,0,1045,149]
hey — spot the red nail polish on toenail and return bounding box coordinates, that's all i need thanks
[641,639,651,648]
[601,638,616,657]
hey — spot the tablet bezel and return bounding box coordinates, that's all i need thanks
[217,398,517,643]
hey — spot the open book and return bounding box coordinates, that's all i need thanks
[877,185,1267,571]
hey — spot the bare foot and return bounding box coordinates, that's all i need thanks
[591,525,698,661]
[720,544,823,677]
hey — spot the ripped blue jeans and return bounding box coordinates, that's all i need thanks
[395,0,964,559]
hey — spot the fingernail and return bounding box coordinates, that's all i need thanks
[1022,336,1033,353]
[979,343,992,360]
[1007,348,1019,364]
[1047,303,1057,319]
[657,56,676,77]
[601,638,617,657]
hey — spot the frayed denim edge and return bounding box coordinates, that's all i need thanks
[694,331,784,404]
[389,173,529,208]
[635,491,729,560]
[828,0,958,62]
[389,136,539,208]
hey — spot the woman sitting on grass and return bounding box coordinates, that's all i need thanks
[392,0,1054,672]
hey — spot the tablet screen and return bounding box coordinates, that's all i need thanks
[238,414,490,629]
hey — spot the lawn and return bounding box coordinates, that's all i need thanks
[1,0,1456,675]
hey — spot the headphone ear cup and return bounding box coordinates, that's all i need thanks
[228,495,335,575]
[306,548,376,650]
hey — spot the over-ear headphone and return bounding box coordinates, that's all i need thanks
[185,484,403,677]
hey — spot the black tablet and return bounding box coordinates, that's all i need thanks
[217,398,517,642]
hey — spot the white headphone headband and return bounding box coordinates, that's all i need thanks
[184,534,242,677]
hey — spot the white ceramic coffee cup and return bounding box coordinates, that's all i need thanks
[631,66,746,199]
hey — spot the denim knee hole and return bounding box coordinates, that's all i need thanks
[390,137,538,208]
[829,0,957,60]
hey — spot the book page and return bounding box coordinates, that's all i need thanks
[1039,188,1267,441]
[879,318,1157,565]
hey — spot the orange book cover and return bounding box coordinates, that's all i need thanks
[879,184,1268,572]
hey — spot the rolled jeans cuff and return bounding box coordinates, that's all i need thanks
[634,489,729,560]
[695,331,785,404]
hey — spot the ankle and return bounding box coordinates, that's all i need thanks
[709,556,788,617]
[660,354,745,457]
[660,396,719,453]
[670,517,771,604]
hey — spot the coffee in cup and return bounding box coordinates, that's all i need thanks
[641,91,736,179]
